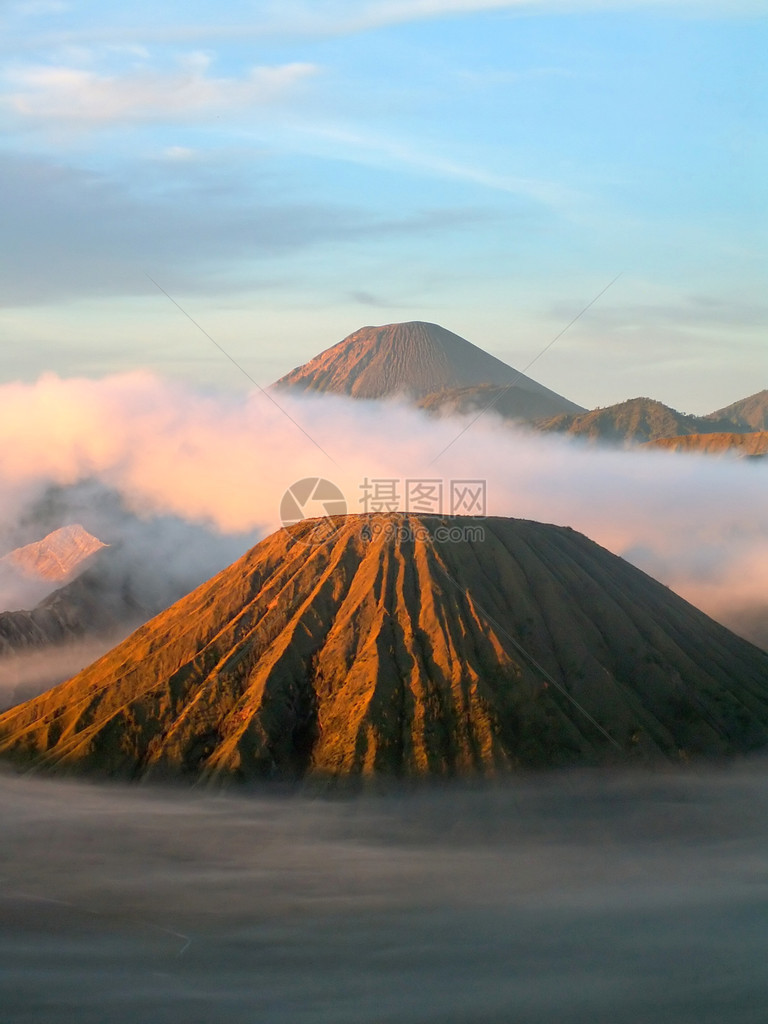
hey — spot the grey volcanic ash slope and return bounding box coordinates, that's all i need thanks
[2,514,768,781]
[274,321,583,417]
[0,547,154,708]
[0,548,149,659]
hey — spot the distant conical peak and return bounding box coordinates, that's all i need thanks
[273,321,584,415]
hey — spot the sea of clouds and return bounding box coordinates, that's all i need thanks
[0,370,765,648]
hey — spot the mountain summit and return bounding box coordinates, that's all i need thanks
[0,524,106,612]
[2,513,767,782]
[274,321,583,418]
[0,524,105,584]
[706,389,768,432]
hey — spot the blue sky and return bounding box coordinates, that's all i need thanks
[2,0,765,411]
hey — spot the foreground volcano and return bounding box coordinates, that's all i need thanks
[1,514,767,781]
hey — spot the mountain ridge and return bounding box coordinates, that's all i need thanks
[705,389,768,432]
[643,431,768,458]
[537,397,742,445]
[275,322,762,449]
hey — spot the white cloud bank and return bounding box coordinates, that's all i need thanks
[169,0,768,40]
[0,371,765,644]
[3,54,318,123]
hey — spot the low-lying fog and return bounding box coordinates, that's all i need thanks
[0,635,135,711]
[2,764,768,1023]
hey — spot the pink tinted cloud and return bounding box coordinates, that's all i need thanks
[0,372,764,641]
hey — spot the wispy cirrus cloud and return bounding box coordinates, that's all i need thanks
[0,150,492,305]
[322,0,768,33]
[351,0,767,23]
[8,0,70,15]
[3,53,318,124]
[5,0,761,56]
[302,124,576,207]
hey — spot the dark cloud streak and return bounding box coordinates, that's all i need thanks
[0,152,491,305]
